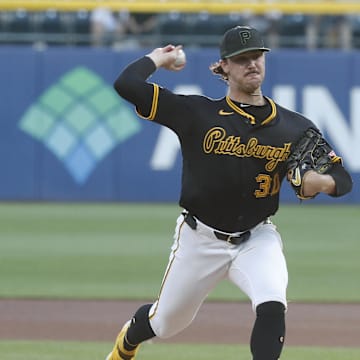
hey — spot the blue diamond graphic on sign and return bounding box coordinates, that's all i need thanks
[19,66,141,184]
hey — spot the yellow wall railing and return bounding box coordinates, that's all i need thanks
[0,1,360,15]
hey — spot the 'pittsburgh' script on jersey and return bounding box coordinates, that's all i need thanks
[203,127,291,172]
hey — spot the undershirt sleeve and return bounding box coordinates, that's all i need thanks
[327,163,353,197]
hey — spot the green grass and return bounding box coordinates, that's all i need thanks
[0,341,360,360]
[0,203,176,299]
[276,204,360,302]
[0,203,359,302]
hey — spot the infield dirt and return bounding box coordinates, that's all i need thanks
[0,299,359,347]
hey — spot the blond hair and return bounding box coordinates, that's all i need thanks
[209,60,228,82]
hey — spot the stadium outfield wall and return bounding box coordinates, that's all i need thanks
[0,46,358,203]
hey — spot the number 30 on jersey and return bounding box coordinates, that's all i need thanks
[254,173,281,198]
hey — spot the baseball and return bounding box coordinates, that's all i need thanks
[174,49,186,66]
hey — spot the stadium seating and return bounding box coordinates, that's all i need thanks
[351,15,360,48]
[0,8,359,49]
[277,14,309,48]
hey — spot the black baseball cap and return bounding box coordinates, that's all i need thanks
[220,26,270,59]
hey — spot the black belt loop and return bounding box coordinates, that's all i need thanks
[182,212,250,246]
[182,211,197,230]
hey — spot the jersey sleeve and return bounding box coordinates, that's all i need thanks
[113,56,191,134]
[113,56,156,117]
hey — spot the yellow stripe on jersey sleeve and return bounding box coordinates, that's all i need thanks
[135,83,159,121]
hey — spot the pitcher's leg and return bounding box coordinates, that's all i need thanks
[149,218,229,338]
[126,304,156,345]
[106,303,155,360]
[250,301,286,360]
[228,222,288,360]
[107,214,231,360]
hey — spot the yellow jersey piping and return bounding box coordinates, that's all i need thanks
[149,217,184,320]
[135,83,159,121]
[225,96,277,125]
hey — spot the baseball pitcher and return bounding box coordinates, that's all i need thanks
[106,26,353,360]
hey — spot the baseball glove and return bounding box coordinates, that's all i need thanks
[287,128,342,200]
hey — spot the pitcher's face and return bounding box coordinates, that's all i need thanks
[221,50,266,95]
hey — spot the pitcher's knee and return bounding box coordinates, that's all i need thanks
[150,315,191,339]
[256,301,286,316]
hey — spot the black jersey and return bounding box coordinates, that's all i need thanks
[115,57,316,232]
